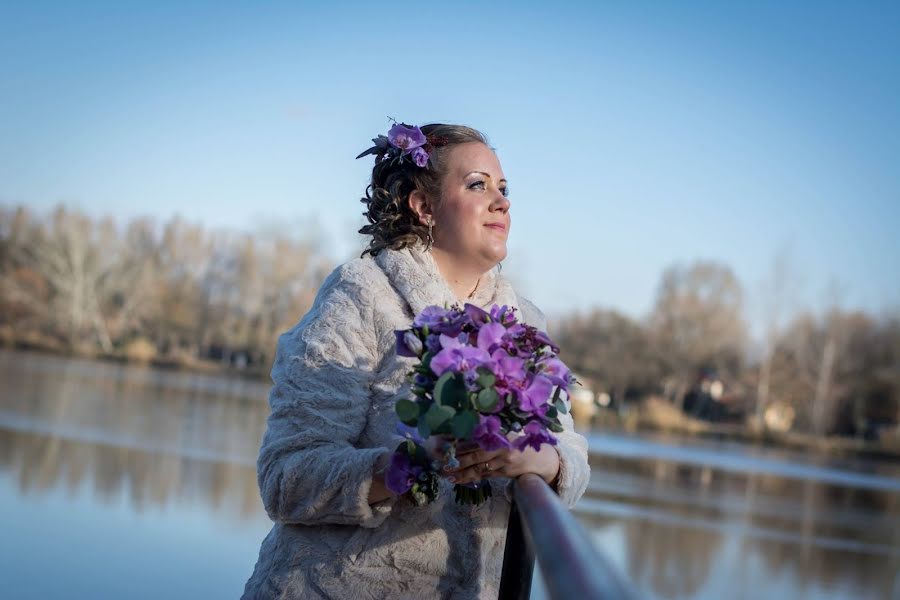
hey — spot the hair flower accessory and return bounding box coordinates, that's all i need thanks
[356,118,445,168]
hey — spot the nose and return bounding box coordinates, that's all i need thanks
[490,188,510,213]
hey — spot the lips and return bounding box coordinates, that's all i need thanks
[484,223,507,232]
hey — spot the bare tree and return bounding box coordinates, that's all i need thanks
[755,245,800,424]
[648,260,747,409]
[554,308,659,403]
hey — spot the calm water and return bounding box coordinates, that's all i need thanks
[1,349,898,599]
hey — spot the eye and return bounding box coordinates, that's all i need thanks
[468,180,486,190]
[499,186,509,198]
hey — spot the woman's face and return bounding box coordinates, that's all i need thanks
[431,142,511,273]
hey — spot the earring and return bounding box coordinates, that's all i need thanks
[425,220,434,251]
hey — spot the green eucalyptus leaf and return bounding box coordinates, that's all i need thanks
[476,371,496,389]
[549,421,564,433]
[424,403,456,430]
[451,410,478,439]
[434,372,467,409]
[418,421,432,439]
[475,388,499,412]
[554,397,569,415]
[396,399,420,423]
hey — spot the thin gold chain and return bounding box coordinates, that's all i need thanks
[467,277,481,299]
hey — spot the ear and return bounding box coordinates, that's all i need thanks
[407,189,433,225]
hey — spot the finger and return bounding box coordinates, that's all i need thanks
[449,462,495,485]
[450,450,503,473]
[448,457,506,484]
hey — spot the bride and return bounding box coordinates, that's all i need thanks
[242,121,589,599]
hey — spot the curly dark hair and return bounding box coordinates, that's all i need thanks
[358,123,490,257]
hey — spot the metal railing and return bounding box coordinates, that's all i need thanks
[498,473,639,600]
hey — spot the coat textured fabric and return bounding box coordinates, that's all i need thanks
[241,245,590,600]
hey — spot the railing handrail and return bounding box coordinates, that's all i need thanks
[499,473,639,600]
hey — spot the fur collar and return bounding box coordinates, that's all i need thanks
[373,244,519,317]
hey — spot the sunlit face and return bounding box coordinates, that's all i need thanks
[430,142,511,273]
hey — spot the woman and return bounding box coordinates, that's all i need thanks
[242,123,590,599]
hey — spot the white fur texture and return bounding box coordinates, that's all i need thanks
[241,245,590,599]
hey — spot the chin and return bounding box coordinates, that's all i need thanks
[486,246,508,267]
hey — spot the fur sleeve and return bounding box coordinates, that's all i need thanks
[256,263,396,528]
[518,295,591,508]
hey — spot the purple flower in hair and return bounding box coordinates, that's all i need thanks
[513,420,558,452]
[411,146,430,167]
[388,124,427,154]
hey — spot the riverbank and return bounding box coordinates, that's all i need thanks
[1,335,271,380]
[584,397,900,462]
[6,342,900,461]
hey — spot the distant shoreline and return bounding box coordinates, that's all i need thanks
[1,339,271,381]
[5,343,899,462]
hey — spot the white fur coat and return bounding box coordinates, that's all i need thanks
[241,245,590,599]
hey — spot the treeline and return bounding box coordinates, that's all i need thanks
[2,204,898,438]
[553,262,900,438]
[0,205,332,373]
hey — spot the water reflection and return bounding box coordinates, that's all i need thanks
[0,349,269,520]
[582,455,900,599]
[1,349,899,600]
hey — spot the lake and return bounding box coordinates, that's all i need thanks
[1,349,897,599]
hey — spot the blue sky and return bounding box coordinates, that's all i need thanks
[2,1,898,333]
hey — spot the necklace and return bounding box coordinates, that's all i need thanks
[467,277,481,299]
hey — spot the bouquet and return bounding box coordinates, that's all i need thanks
[384,303,574,505]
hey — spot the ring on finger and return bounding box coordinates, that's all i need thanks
[483,462,492,473]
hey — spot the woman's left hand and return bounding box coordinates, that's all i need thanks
[444,443,560,487]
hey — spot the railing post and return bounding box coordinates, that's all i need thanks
[499,473,640,600]
[498,499,534,599]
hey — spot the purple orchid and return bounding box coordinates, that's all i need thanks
[387,123,427,154]
[518,374,554,414]
[486,350,527,398]
[384,451,423,495]
[513,420,558,452]
[535,330,561,353]
[537,357,570,387]
[476,322,507,354]
[439,333,466,350]
[430,344,490,377]
[472,415,511,452]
